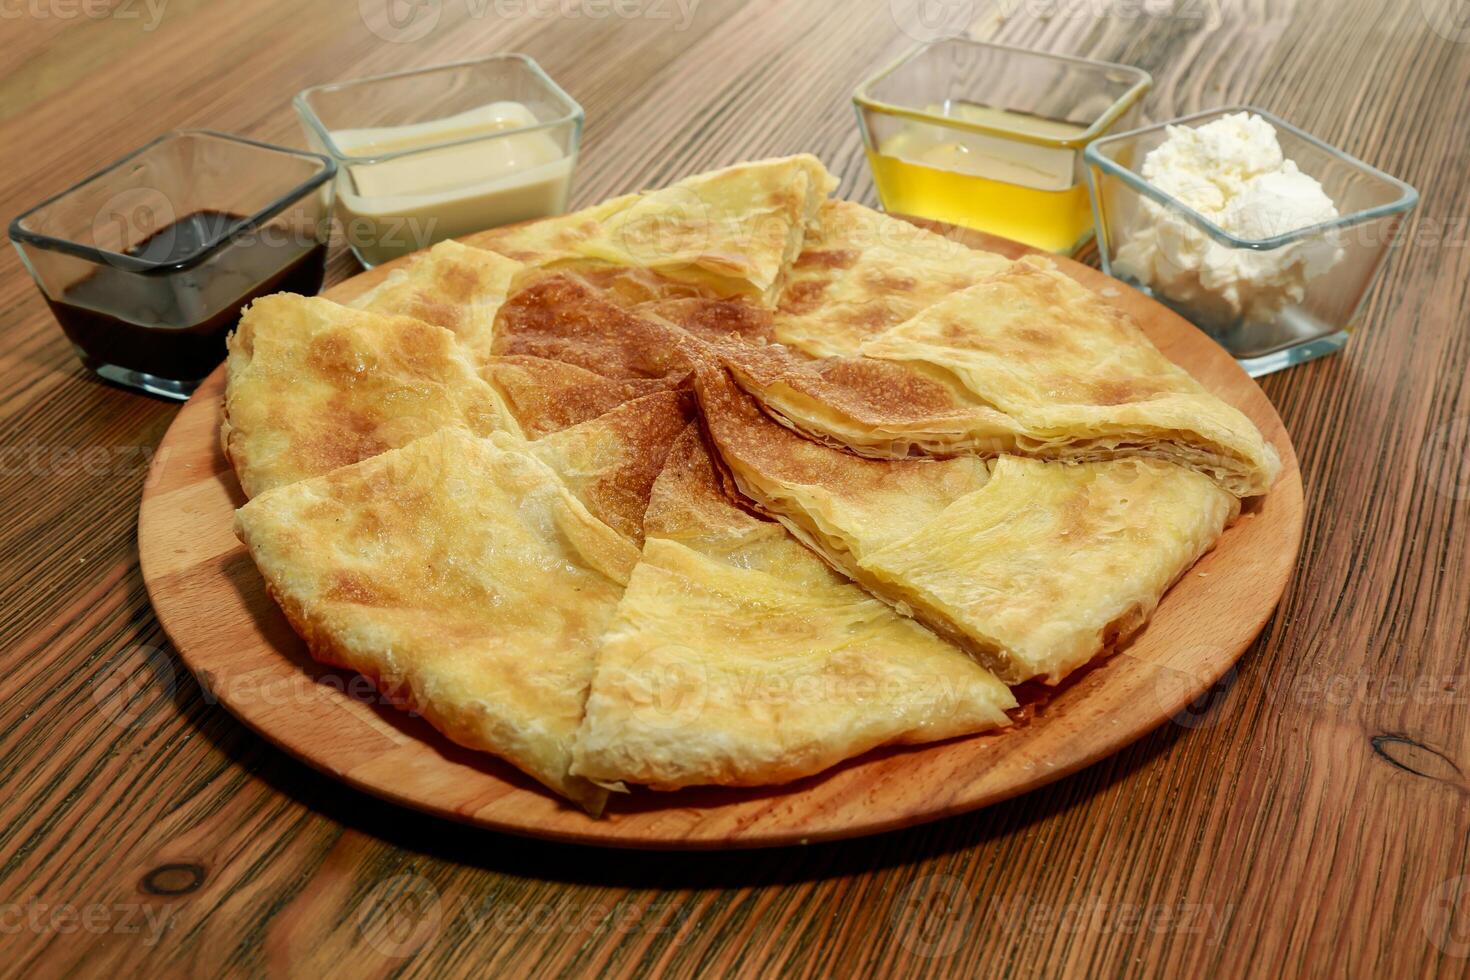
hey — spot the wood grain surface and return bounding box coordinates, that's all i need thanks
[2,0,1468,975]
[136,220,1301,848]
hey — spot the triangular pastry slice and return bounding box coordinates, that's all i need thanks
[482,354,673,438]
[490,272,699,381]
[856,454,1239,684]
[856,256,1280,497]
[570,426,1014,790]
[696,368,1239,685]
[774,200,1011,357]
[348,239,524,362]
[235,428,640,812]
[481,156,837,302]
[527,389,695,546]
[719,340,1016,460]
[474,193,642,263]
[576,154,835,302]
[222,294,518,497]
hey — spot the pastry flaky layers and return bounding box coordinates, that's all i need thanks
[224,153,1278,814]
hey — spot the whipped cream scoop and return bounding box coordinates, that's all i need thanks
[1114,111,1343,326]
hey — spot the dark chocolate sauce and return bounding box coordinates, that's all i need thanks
[46,210,326,384]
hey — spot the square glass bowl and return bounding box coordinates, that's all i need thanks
[295,53,584,268]
[1085,106,1419,376]
[9,130,335,400]
[854,39,1150,254]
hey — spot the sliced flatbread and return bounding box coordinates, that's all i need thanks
[348,239,523,362]
[856,256,1281,496]
[222,294,518,497]
[483,354,673,438]
[480,155,836,302]
[571,427,1014,789]
[858,454,1238,684]
[696,367,1239,685]
[490,272,698,381]
[527,389,695,546]
[235,428,641,812]
[475,193,642,264]
[633,294,775,348]
[725,257,1279,497]
[774,200,1011,357]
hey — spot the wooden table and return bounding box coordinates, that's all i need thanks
[2,1,1467,975]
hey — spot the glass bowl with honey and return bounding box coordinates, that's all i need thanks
[854,40,1150,255]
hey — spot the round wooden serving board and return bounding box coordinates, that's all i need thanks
[138,218,1303,849]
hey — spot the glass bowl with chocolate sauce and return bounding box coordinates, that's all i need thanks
[9,130,336,400]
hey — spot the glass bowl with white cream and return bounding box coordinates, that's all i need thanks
[295,54,583,268]
[1085,106,1418,376]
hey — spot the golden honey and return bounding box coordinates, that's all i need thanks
[867,104,1094,254]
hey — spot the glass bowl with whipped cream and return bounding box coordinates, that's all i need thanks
[1085,106,1418,376]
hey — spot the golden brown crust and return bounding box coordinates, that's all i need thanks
[570,423,1015,790]
[855,257,1282,496]
[483,355,674,438]
[694,365,1238,686]
[720,342,995,440]
[642,425,775,543]
[694,366,990,558]
[772,200,1011,357]
[222,294,518,498]
[349,240,523,362]
[529,390,696,545]
[234,429,636,813]
[637,295,775,348]
[490,273,698,381]
[481,155,836,301]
